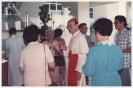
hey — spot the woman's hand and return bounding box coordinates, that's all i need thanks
[53,47,60,55]
[59,44,67,50]
[2,51,5,59]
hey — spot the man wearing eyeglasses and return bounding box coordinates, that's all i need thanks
[79,23,92,48]
[60,19,89,86]
[114,15,131,86]
[78,23,92,86]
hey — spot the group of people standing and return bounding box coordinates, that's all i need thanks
[3,15,131,86]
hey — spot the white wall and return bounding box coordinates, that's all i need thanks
[30,17,38,26]
[93,5,107,20]
[126,2,131,27]
[78,2,90,35]
[19,2,46,18]
[90,4,107,41]
[107,2,119,41]
[90,2,130,42]
[63,7,70,15]
[118,2,126,17]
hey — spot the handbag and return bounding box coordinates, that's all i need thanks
[54,56,65,66]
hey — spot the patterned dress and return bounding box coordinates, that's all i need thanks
[43,40,59,83]
[82,40,123,86]
[54,37,66,72]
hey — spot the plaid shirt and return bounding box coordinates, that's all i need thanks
[115,28,131,68]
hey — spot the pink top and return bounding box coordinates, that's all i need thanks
[43,40,60,56]
[54,37,66,56]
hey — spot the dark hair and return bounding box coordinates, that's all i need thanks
[115,15,127,27]
[126,27,131,30]
[9,27,16,34]
[39,29,46,37]
[78,23,87,29]
[93,18,113,36]
[54,28,63,37]
[23,25,39,44]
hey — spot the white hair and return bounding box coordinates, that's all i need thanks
[45,28,54,37]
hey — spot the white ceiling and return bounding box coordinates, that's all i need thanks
[89,2,117,7]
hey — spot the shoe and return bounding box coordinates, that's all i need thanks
[62,81,66,86]
[49,82,58,86]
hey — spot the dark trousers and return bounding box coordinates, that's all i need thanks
[118,68,131,86]
[86,76,88,85]
[86,76,91,85]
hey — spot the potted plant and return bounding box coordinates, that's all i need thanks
[38,4,51,30]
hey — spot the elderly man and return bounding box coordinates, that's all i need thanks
[60,19,89,86]
[79,23,92,48]
[78,23,92,85]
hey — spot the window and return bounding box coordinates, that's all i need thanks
[89,8,93,18]
[89,8,93,12]
[57,5,62,10]
[90,13,93,18]
[46,2,63,15]
[68,7,70,10]
[50,4,56,10]
[57,2,61,4]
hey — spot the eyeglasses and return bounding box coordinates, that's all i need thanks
[66,24,76,29]
[114,22,120,24]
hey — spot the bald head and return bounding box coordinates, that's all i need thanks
[67,19,79,34]
[67,18,79,25]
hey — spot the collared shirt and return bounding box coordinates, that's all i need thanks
[84,34,92,48]
[69,30,79,49]
[115,28,131,68]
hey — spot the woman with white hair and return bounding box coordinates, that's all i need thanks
[43,29,60,86]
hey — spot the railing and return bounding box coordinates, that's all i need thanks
[2,13,28,31]
[10,5,34,27]
[2,4,34,31]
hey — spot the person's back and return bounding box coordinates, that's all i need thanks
[6,35,24,59]
[20,25,55,86]
[84,41,123,86]
[21,43,45,72]
[82,18,123,86]
[5,28,25,86]
[20,42,53,86]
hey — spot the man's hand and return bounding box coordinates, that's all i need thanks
[52,47,57,51]
[60,44,67,50]
[76,71,81,81]
[49,46,52,50]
